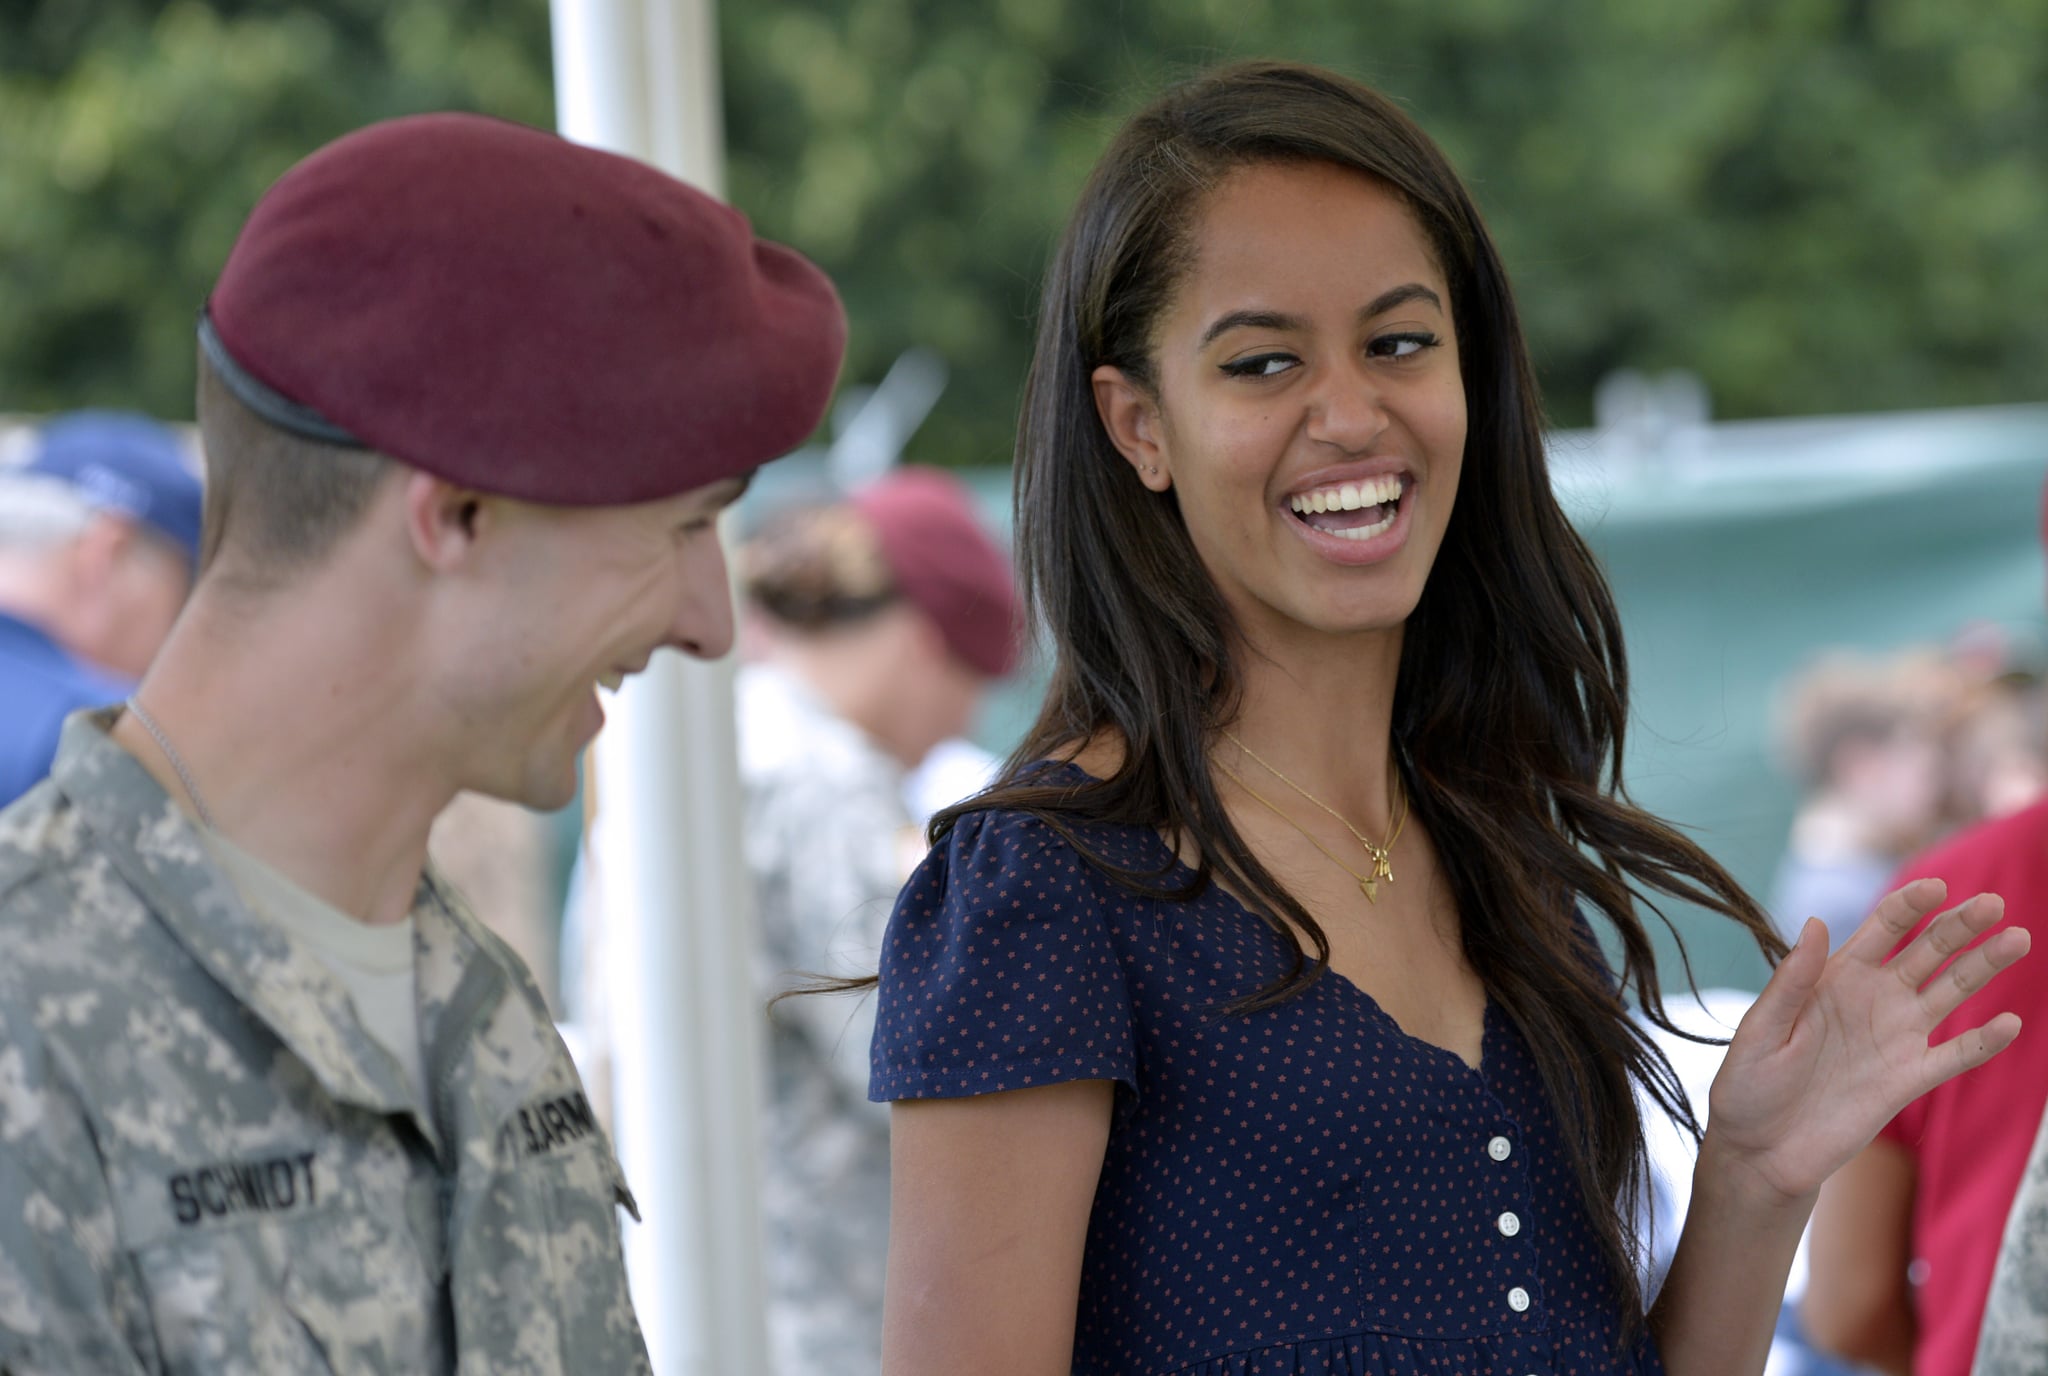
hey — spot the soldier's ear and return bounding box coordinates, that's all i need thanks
[403,474,490,573]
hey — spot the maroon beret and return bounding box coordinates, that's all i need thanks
[852,468,1022,679]
[206,113,845,505]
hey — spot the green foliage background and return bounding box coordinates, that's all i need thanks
[3,0,2045,470]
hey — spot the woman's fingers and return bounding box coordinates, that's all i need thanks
[1915,922,2031,1025]
[1885,892,2008,993]
[1737,916,1828,1051]
[1921,1009,2026,1099]
[1840,878,1948,965]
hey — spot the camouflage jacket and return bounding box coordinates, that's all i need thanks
[1974,1100,2048,1375]
[738,664,902,1376]
[0,711,649,1376]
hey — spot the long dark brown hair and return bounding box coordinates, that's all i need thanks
[936,60,1786,1330]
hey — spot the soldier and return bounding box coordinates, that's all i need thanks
[0,113,844,1374]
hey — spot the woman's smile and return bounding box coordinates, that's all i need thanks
[1281,464,1418,564]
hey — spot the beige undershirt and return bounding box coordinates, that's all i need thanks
[203,828,427,1102]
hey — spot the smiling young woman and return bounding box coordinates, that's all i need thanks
[866,61,2027,1376]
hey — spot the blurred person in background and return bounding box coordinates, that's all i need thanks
[1768,651,1955,949]
[0,113,843,1375]
[559,467,1020,1376]
[1942,677,2047,828]
[1804,479,2048,1376]
[1936,624,2046,832]
[732,467,1026,1374]
[0,410,201,807]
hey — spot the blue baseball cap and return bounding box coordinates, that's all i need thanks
[22,411,204,571]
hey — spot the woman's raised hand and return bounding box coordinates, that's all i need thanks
[1704,878,2029,1206]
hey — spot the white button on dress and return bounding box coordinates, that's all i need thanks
[1508,1286,1531,1312]
[1487,1135,1512,1161]
[1497,1211,1521,1237]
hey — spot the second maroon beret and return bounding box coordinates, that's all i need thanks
[852,468,1022,679]
[206,112,846,506]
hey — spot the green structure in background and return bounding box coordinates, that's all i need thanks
[1563,401,2047,992]
[962,402,2048,995]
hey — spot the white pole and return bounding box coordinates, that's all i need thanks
[549,4,771,1374]
[641,0,725,194]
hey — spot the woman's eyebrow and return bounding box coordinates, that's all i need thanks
[1198,284,1444,350]
[1360,283,1443,320]
[1198,309,1307,348]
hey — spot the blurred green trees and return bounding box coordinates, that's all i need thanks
[4,0,2044,465]
[0,0,553,418]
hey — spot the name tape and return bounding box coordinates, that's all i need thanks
[166,1151,319,1227]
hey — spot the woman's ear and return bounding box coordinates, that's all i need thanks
[1091,365,1172,493]
[402,472,490,573]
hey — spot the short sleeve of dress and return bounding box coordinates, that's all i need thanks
[868,806,1138,1104]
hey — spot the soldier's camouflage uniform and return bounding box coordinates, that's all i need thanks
[0,711,649,1375]
[1974,1101,2048,1375]
[743,663,899,1376]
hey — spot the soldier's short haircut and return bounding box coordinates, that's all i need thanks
[195,351,393,580]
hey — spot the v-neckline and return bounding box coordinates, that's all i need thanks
[1146,820,1494,1075]
[1032,757,1496,1073]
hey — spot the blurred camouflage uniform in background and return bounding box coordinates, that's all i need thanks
[0,712,647,1375]
[744,662,910,1376]
[1974,1108,2048,1376]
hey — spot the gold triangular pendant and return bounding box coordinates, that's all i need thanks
[1361,877,1379,903]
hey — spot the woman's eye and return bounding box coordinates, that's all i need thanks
[1371,332,1440,359]
[1220,353,1297,378]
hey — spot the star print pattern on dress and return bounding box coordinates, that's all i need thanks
[870,763,1664,1376]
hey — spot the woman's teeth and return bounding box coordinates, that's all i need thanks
[1323,507,1396,541]
[1288,475,1403,540]
[1288,474,1402,515]
[598,671,626,692]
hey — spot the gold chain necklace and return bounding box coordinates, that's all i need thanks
[1220,731,1408,903]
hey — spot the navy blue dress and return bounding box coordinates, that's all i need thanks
[870,767,1664,1375]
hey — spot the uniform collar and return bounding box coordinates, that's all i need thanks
[414,878,565,1154]
[54,709,445,1140]
[54,709,570,1162]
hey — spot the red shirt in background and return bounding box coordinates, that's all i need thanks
[1877,798,2048,1376]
